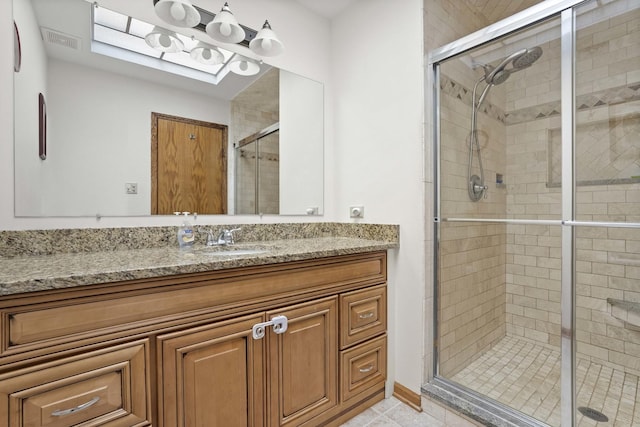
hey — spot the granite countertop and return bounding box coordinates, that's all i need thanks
[0,237,397,296]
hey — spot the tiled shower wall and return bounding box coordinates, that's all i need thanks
[232,68,280,214]
[504,7,640,375]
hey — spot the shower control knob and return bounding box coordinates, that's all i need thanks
[469,175,487,202]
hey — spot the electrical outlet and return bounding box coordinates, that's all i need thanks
[349,206,364,218]
[125,183,138,194]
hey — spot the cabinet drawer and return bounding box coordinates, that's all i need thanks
[0,341,150,427]
[340,285,386,348]
[340,335,387,402]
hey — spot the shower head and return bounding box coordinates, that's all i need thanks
[512,46,543,69]
[482,46,543,85]
[484,48,526,85]
[484,66,511,85]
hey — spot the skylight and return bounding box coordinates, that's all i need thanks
[92,5,235,85]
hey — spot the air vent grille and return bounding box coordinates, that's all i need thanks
[40,27,81,50]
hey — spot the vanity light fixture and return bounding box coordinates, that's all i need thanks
[228,54,260,76]
[190,41,224,65]
[144,26,184,52]
[154,0,201,28]
[152,0,284,58]
[205,2,245,44]
[249,20,284,56]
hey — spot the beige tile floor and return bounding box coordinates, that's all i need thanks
[339,395,482,427]
[451,336,640,427]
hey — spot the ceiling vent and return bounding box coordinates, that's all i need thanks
[40,27,81,50]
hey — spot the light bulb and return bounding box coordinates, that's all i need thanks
[261,38,272,51]
[202,49,211,60]
[239,61,248,71]
[170,2,186,21]
[159,34,172,48]
[220,22,231,37]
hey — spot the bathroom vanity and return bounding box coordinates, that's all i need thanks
[0,225,397,427]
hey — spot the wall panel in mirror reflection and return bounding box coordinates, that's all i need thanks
[13,0,324,217]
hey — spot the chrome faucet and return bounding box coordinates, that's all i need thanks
[216,228,241,245]
[199,228,218,246]
[199,227,241,246]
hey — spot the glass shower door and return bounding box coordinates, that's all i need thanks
[235,139,258,215]
[434,13,565,426]
[256,129,279,215]
[429,1,640,426]
[573,1,640,425]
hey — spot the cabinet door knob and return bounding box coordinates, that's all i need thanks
[51,396,100,417]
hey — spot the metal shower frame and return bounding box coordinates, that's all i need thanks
[427,0,640,426]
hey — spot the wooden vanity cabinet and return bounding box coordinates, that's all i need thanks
[0,251,387,427]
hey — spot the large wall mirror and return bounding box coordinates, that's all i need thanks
[13,0,324,217]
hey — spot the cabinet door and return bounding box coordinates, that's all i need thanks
[157,314,265,427]
[267,297,338,427]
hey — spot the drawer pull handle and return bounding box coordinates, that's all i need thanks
[359,364,374,373]
[51,396,100,417]
[358,312,375,319]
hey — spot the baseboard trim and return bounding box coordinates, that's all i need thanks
[393,382,422,412]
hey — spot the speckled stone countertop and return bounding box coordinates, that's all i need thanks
[0,223,398,296]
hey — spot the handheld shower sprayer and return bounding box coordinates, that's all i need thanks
[467,46,543,201]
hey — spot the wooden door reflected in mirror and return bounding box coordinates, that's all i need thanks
[151,113,227,215]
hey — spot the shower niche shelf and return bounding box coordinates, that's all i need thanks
[607,298,640,329]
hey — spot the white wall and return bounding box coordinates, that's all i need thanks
[13,0,47,216]
[331,0,425,393]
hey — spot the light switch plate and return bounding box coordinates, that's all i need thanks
[125,183,138,194]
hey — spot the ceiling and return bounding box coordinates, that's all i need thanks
[294,0,358,18]
[462,0,544,24]
[294,0,544,24]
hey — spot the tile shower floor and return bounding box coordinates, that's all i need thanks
[451,336,639,426]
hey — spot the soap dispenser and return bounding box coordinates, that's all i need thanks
[176,212,195,249]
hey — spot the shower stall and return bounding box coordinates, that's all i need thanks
[426,1,639,426]
[234,123,280,215]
